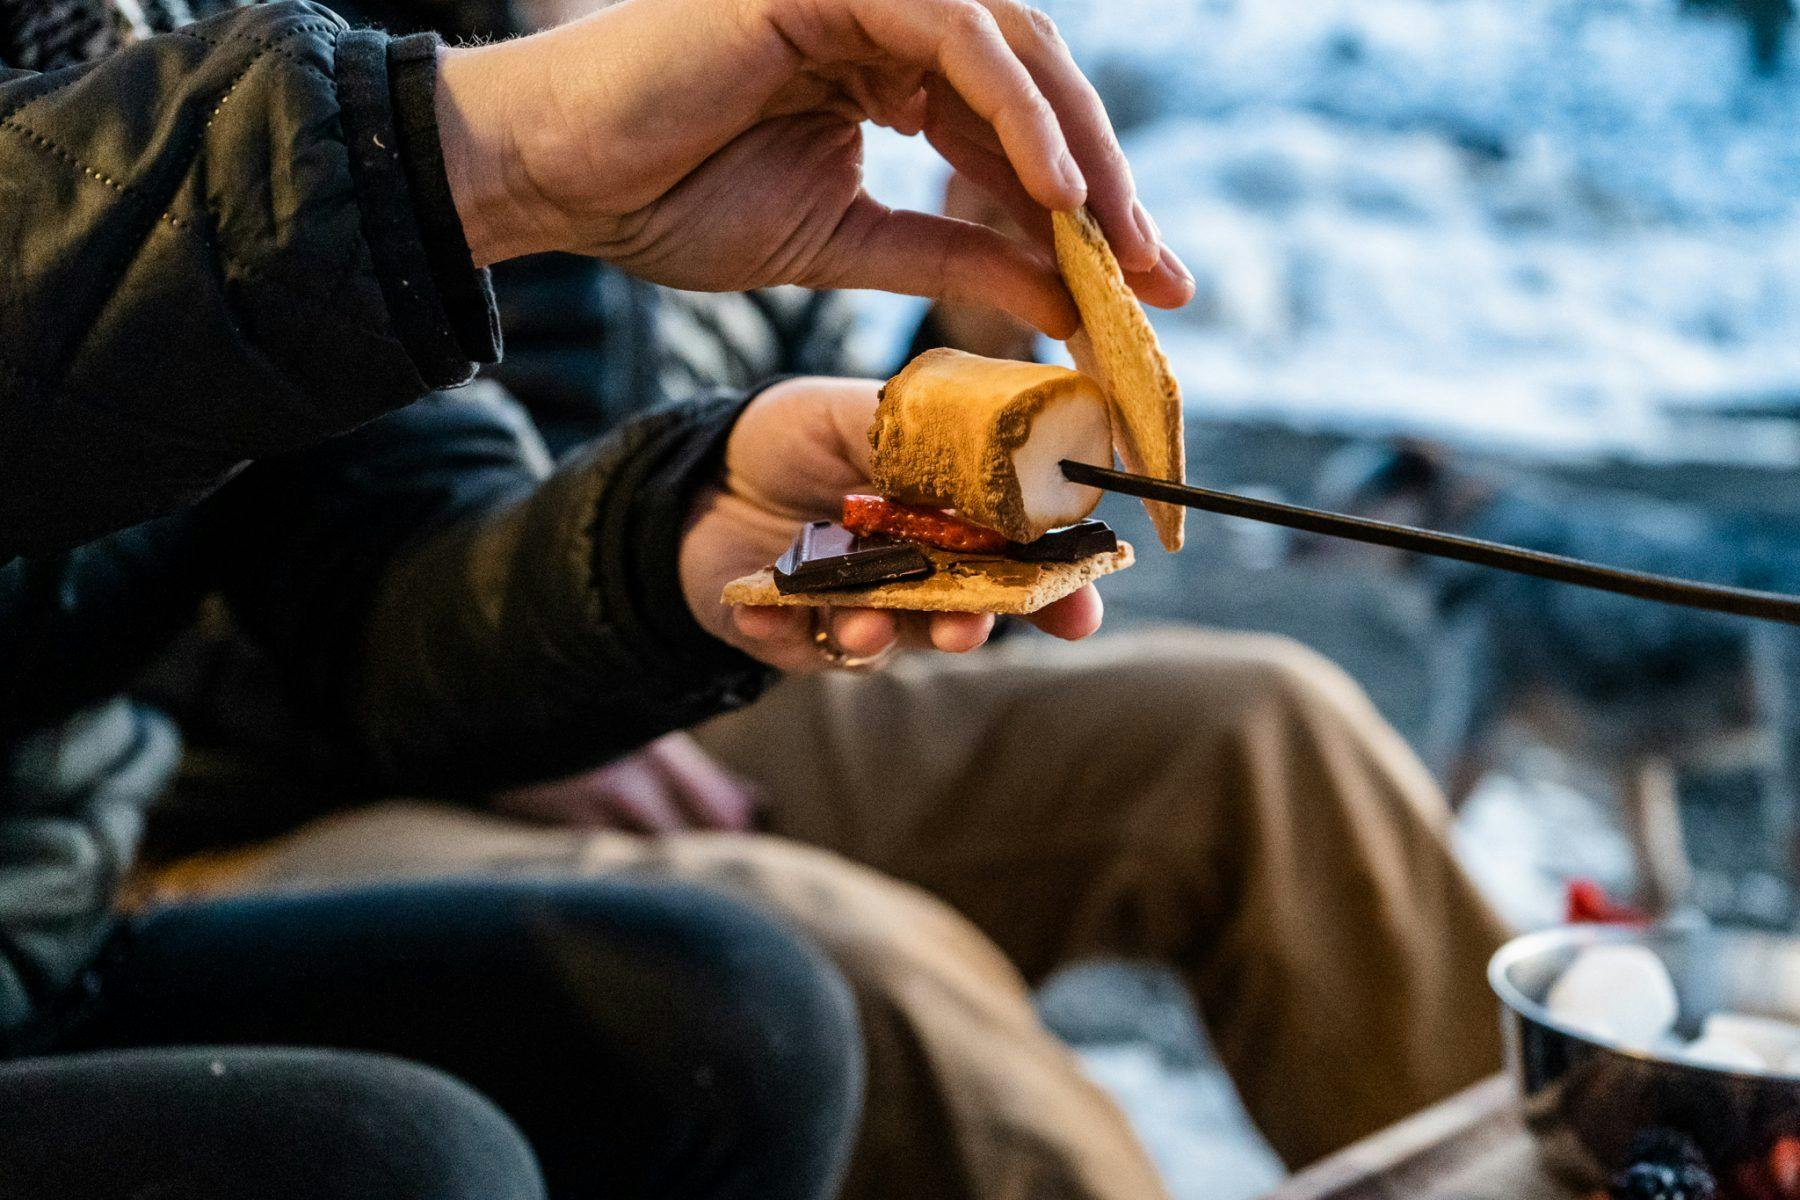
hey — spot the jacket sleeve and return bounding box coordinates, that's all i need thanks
[0,2,498,559]
[208,383,776,793]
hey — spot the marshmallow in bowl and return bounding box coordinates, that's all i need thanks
[1682,1033,1767,1072]
[1545,944,1679,1048]
[1701,1012,1800,1070]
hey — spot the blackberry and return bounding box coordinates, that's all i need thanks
[1610,1158,1718,1200]
[1625,1130,1710,1171]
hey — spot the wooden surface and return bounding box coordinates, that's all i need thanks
[1265,1077,1574,1200]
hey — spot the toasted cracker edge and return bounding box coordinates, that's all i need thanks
[1053,207,1186,552]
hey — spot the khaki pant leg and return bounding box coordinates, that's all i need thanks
[692,627,1512,1166]
[143,803,1169,1200]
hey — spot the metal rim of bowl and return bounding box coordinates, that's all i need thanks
[1488,923,1800,1085]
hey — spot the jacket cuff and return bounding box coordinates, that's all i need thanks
[590,392,777,707]
[334,29,500,388]
[387,33,503,366]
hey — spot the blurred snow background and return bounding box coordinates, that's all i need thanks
[858,0,1800,461]
[850,1,1800,1195]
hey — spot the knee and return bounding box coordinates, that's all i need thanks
[663,886,865,1133]
[0,1048,540,1200]
[1111,627,1373,739]
[1227,633,1368,722]
[225,1050,545,1200]
[529,880,864,1192]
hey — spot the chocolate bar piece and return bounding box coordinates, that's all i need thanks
[1004,519,1118,563]
[774,521,935,595]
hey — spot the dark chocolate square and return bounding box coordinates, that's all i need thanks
[774,521,935,594]
[1004,519,1118,563]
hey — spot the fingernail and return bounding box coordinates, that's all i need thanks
[1133,199,1161,249]
[1163,245,1193,286]
[1058,149,1087,203]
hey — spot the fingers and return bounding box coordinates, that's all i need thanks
[598,769,693,834]
[927,83,1193,307]
[643,734,760,832]
[818,192,1079,337]
[924,84,1054,243]
[840,0,1084,211]
[1023,584,1102,640]
[729,603,1000,669]
[730,605,827,671]
[761,0,1187,311]
[942,161,1018,231]
[829,607,899,655]
[829,608,992,654]
[729,605,902,671]
[839,0,1155,270]
[846,65,930,136]
[488,735,758,835]
[927,611,996,651]
[488,757,687,832]
[979,0,1159,273]
[1124,243,1197,310]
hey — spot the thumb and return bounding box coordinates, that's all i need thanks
[810,192,1078,339]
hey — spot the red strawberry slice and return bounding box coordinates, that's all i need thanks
[843,495,1008,555]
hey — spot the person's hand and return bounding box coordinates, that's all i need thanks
[434,0,1194,337]
[490,732,761,833]
[680,376,1103,670]
[924,170,1042,361]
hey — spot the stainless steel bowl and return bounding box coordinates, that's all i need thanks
[1491,924,1800,1191]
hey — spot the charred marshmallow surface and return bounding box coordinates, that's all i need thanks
[870,349,1112,543]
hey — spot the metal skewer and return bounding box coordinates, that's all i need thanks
[1060,459,1800,627]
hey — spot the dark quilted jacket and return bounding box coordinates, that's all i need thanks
[0,0,772,1049]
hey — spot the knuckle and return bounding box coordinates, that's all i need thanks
[995,81,1055,133]
[940,219,995,290]
[944,0,998,40]
[730,0,770,32]
[1021,4,1062,44]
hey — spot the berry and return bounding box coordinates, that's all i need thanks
[1611,1127,1716,1200]
[1566,878,1649,925]
[1768,1136,1800,1199]
[1610,1159,1716,1200]
[1625,1130,1709,1171]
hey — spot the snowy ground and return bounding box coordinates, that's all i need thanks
[857,0,1800,461]
[1041,963,1288,1200]
[904,1,1800,1194]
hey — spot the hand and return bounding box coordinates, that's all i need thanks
[490,732,760,832]
[924,170,1041,361]
[680,376,1103,670]
[434,0,1194,336]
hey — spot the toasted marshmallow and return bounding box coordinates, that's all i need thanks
[871,349,1111,543]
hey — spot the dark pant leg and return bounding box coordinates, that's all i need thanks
[0,1046,543,1200]
[83,877,863,1200]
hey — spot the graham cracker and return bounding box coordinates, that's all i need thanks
[720,543,1134,615]
[1052,206,1186,551]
